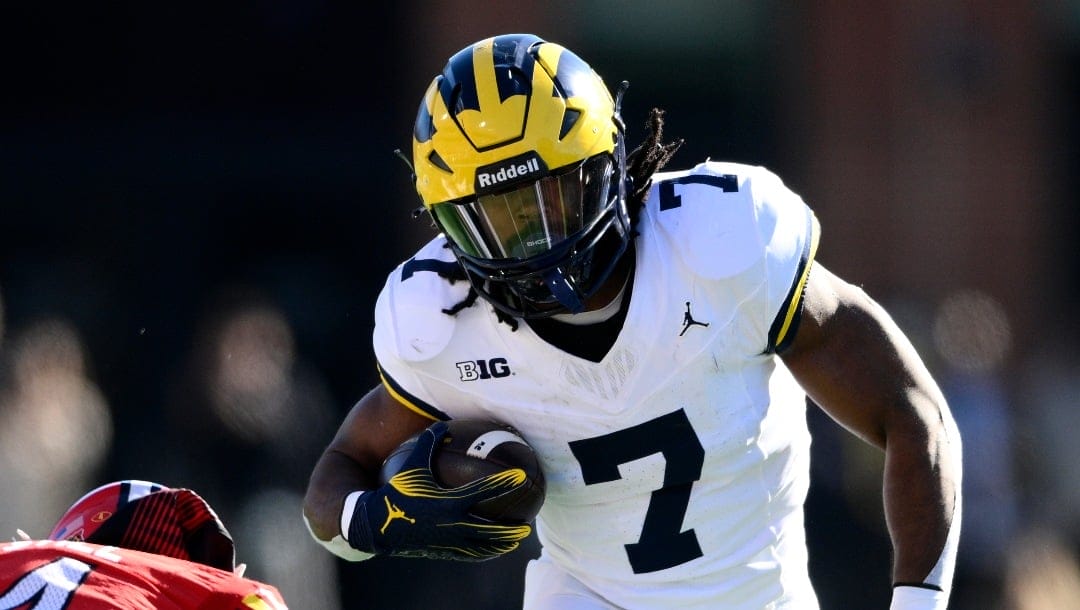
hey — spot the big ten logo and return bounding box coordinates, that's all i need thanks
[455,358,512,381]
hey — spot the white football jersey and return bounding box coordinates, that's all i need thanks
[373,161,821,609]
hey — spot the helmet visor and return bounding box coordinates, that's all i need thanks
[432,155,613,261]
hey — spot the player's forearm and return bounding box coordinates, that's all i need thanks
[303,448,378,541]
[882,394,962,590]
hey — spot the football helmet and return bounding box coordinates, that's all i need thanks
[49,479,167,543]
[49,480,236,571]
[412,33,631,317]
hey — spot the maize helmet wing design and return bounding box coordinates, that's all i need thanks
[412,33,631,317]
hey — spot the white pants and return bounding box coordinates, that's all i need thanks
[523,555,620,610]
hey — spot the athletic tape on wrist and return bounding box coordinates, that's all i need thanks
[302,502,373,562]
[890,585,947,610]
[923,489,961,592]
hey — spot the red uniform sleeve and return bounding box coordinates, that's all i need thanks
[0,540,287,609]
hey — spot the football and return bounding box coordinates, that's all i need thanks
[379,419,546,523]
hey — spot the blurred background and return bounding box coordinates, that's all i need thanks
[1,1,1078,608]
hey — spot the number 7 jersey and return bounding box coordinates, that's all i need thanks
[374,161,822,609]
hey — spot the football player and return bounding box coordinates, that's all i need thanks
[303,34,962,609]
[2,480,288,609]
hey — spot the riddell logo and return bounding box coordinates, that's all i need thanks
[475,153,546,192]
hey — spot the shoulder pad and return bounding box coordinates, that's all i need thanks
[643,162,806,279]
[373,236,472,362]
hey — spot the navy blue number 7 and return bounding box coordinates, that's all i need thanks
[568,409,705,573]
[659,174,739,210]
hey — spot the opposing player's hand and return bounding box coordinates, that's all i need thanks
[345,421,532,561]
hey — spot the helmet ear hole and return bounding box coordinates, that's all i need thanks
[559,109,581,139]
[428,151,452,173]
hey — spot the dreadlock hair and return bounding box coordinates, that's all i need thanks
[433,242,520,330]
[625,107,684,228]
[437,108,683,328]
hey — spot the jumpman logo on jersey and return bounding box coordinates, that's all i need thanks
[380,496,416,534]
[680,302,710,336]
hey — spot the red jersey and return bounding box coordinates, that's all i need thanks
[0,540,287,610]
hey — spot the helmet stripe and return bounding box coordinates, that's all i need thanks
[550,47,595,100]
[489,34,539,102]
[413,80,438,144]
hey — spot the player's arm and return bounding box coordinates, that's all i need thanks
[303,383,531,561]
[779,262,962,608]
[303,383,431,543]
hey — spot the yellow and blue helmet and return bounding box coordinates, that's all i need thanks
[412,33,632,318]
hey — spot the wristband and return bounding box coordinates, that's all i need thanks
[340,491,365,540]
[890,585,947,610]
